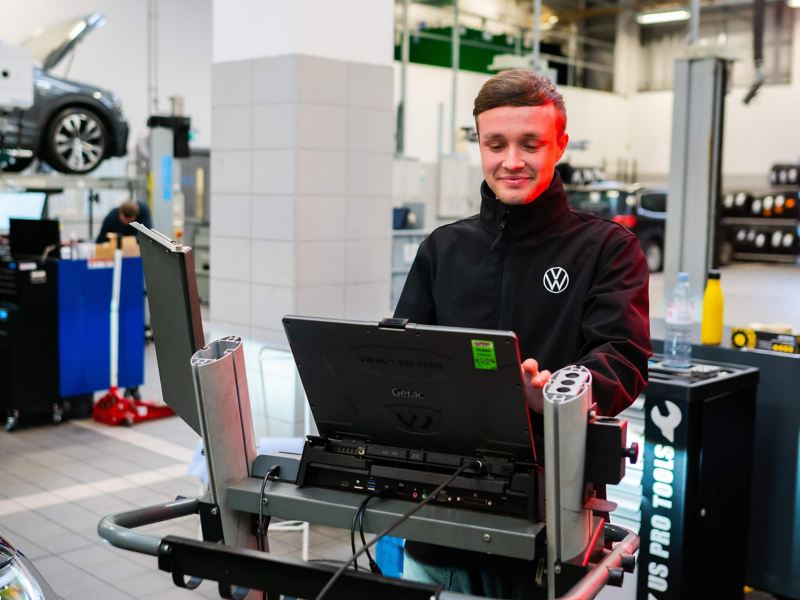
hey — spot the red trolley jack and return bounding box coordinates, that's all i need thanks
[93,246,174,426]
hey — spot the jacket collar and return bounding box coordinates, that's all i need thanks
[479,171,568,237]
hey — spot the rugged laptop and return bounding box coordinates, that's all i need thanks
[283,315,541,520]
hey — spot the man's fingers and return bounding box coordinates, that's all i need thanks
[521,358,539,374]
[532,369,552,388]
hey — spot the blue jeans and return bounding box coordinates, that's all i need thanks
[402,549,540,599]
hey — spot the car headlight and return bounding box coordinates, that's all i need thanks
[0,555,46,600]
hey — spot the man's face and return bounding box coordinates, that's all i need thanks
[477,103,569,206]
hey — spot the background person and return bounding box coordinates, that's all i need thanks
[95,199,152,243]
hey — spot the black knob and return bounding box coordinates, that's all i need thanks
[622,442,639,465]
[620,553,636,573]
[607,566,624,587]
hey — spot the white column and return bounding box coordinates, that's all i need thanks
[791,9,800,87]
[210,0,395,436]
[613,4,640,96]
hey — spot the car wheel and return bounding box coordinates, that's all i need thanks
[44,107,108,174]
[644,239,663,272]
[0,156,34,173]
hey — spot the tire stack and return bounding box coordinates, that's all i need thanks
[720,166,800,264]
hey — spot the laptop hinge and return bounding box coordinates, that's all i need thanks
[379,317,409,329]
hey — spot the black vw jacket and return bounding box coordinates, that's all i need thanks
[394,173,651,418]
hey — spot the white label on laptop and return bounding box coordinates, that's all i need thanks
[18,262,36,271]
[30,270,47,284]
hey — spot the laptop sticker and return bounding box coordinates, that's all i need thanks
[471,339,497,370]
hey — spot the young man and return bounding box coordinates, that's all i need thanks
[96,199,153,243]
[394,69,651,597]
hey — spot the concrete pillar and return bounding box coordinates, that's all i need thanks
[791,9,800,87]
[209,0,395,436]
[613,3,639,96]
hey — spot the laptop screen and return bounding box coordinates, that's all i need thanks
[9,217,59,257]
[283,316,534,463]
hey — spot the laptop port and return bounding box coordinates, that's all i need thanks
[459,496,490,508]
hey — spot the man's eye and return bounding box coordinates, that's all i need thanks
[487,144,504,151]
[523,144,540,152]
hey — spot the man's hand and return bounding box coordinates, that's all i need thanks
[521,358,552,414]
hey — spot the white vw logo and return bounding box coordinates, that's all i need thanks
[543,267,569,294]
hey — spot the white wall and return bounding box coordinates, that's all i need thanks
[630,82,800,186]
[394,62,633,171]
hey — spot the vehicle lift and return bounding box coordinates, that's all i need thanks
[98,334,639,599]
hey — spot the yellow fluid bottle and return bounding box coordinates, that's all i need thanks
[701,270,724,345]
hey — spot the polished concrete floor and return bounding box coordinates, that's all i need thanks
[1,262,795,599]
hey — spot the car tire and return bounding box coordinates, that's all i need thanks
[43,106,108,174]
[644,239,663,273]
[1,156,34,172]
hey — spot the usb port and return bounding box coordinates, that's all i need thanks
[366,479,377,491]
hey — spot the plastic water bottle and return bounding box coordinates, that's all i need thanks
[664,272,694,368]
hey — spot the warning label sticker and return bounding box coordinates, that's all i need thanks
[471,339,497,370]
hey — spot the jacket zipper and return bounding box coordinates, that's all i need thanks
[493,209,513,329]
[490,211,509,251]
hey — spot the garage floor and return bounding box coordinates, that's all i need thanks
[0,263,795,599]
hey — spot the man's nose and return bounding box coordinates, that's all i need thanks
[502,148,525,170]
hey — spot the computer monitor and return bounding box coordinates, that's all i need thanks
[0,192,47,233]
[9,217,60,258]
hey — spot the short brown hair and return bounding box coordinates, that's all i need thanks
[119,200,140,220]
[473,69,567,135]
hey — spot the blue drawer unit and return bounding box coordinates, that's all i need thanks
[58,257,145,396]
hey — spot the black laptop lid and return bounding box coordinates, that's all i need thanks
[133,222,205,435]
[283,316,534,463]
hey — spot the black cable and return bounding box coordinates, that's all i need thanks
[358,494,386,575]
[349,493,376,572]
[314,459,482,600]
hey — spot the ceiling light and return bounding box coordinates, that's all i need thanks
[789,0,800,8]
[636,8,691,25]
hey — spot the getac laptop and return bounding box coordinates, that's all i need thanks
[283,315,541,520]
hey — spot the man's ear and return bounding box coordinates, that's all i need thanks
[556,132,569,162]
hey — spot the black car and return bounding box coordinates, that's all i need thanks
[565,182,667,272]
[1,13,128,174]
[0,532,61,599]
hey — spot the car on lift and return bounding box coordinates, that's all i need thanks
[565,182,667,273]
[0,13,128,174]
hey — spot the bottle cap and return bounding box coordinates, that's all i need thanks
[707,270,721,280]
[677,272,689,282]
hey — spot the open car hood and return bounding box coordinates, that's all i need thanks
[19,12,106,71]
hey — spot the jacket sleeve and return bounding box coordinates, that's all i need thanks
[393,236,437,324]
[576,233,652,416]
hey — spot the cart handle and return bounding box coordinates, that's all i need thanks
[98,497,199,556]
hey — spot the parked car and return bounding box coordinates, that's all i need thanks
[565,182,667,272]
[0,532,61,599]
[0,13,128,174]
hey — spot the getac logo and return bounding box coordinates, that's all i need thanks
[543,267,569,294]
[651,400,682,443]
[392,388,424,400]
